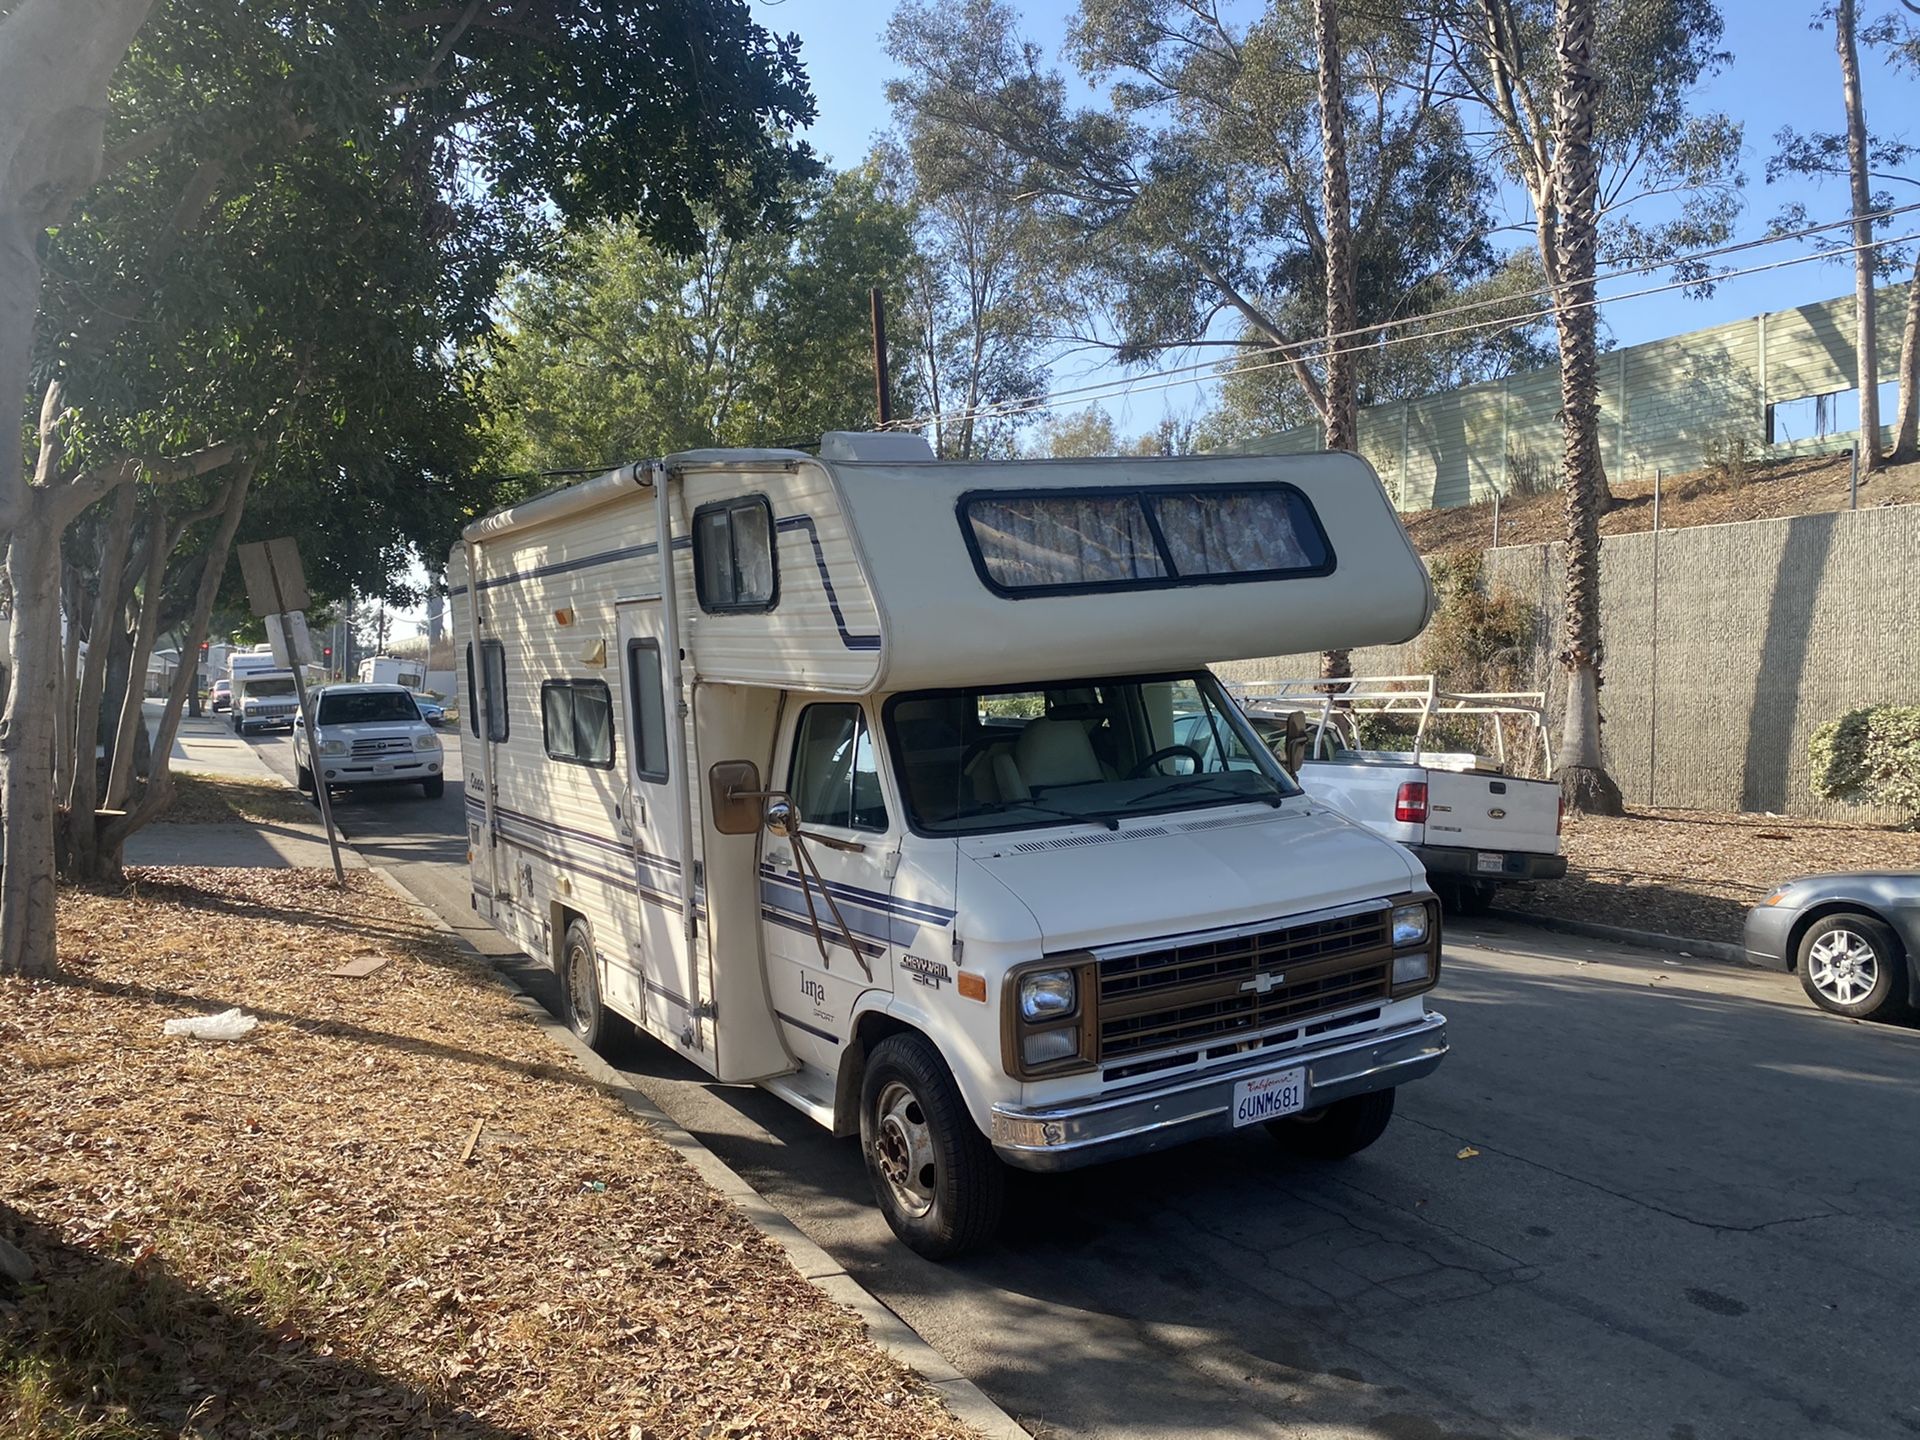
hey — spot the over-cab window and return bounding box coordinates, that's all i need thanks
[693,495,777,613]
[541,680,614,767]
[466,639,509,741]
[790,704,887,832]
[959,483,1332,597]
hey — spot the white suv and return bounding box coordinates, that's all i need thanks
[294,683,445,799]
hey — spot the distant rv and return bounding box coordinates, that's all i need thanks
[452,432,1447,1258]
[358,655,425,691]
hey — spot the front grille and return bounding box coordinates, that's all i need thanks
[1096,908,1393,1063]
[351,737,412,758]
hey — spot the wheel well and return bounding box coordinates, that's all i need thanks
[1785,902,1904,972]
[549,901,582,970]
[832,1012,920,1138]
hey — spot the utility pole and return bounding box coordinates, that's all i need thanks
[870,287,892,427]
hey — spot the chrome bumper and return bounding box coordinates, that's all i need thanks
[988,1010,1448,1172]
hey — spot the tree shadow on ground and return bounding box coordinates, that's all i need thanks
[0,1201,538,1439]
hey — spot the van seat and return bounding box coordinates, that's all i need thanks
[1014,718,1105,790]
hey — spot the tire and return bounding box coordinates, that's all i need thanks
[859,1033,1005,1260]
[296,763,314,793]
[1453,880,1495,917]
[558,917,611,1052]
[422,774,446,800]
[1796,912,1909,1020]
[1267,1086,1396,1160]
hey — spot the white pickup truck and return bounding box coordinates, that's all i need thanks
[1231,677,1567,914]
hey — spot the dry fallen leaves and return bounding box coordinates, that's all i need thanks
[1,866,977,1440]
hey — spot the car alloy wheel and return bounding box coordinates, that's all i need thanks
[1806,927,1880,1008]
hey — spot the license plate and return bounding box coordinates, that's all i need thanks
[1476,851,1506,874]
[1232,1067,1306,1127]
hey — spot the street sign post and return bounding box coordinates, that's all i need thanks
[235,537,343,884]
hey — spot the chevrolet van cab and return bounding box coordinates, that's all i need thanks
[452,434,1449,1257]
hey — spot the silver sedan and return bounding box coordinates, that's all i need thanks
[1744,872,1920,1020]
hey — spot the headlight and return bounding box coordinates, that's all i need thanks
[1391,902,1431,947]
[1018,969,1076,1021]
[319,738,349,757]
[414,732,440,751]
[243,698,259,710]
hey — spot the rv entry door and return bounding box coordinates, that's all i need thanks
[616,599,700,1043]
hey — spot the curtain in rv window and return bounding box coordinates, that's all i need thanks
[466,640,509,741]
[541,680,614,767]
[959,483,1332,597]
[789,704,887,832]
[692,495,777,612]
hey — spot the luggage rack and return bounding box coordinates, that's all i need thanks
[1226,674,1554,778]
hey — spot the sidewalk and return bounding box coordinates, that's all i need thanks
[123,709,360,869]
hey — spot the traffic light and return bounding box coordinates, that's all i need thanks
[323,645,333,661]
[200,641,209,658]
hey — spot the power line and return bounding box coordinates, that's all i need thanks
[883,202,1920,436]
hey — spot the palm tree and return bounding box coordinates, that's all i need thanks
[1316,0,1358,683]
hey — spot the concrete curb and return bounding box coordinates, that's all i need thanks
[368,866,1030,1440]
[1486,907,1752,967]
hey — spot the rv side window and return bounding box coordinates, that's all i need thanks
[789,704,887,832]
[692,495,777,613]
[959,483,1332,596]
[466,640,509,741]
[540,680,614,768]
[626,640,669,782]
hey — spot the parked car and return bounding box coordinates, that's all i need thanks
[1744,873,1920,1020]
[415,696,447,726]
[293,683,444,799]
[209,678,231,712]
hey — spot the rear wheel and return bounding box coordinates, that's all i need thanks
[1797,913,1908,1020]
[860,1033,1004,1259]
[422,774,445,800]
[1267,1087,1396,1159]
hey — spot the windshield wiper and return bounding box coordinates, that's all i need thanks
[1114,776,1284,813]
[978,798,1118,831]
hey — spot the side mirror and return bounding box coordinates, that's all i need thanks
[707,760,763,835]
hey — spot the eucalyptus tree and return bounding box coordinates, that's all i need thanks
[1434,0,1742,814]
[0,0,817,975]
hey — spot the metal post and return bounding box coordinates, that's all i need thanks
[870,288,892,427]
[1492,489,1501,549]
[1849,445,1860,510]
[463,539,500,902]
[1652,467,1662,534]
[267,565,344,885]
[651,462,704,1048]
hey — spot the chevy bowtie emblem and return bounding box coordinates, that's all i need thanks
[1241,971,1287,995]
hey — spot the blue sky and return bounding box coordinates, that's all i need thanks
[751,0,1919,435]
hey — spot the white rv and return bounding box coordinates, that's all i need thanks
[359,655,426,692]
[453,434,1448,1257]
[227,644,298,734]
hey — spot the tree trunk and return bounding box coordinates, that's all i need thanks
[0,500,67,975]
[1836,0,1882,471]
[1315,0,1357,684]
[1549,0,1623,816]
[105,503,169,810]
[62,482,138,878]
[1891,248,1919,463]
[0,0,161,975]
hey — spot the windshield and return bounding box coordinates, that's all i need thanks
[244,678,296,699]
[887,672,1298,835]
[318,690,420,725]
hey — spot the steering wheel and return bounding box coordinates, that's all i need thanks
[1129,744,1202,779]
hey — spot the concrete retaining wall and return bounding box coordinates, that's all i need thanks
[1217,504,1920,821]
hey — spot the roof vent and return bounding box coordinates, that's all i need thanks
[818,431,935,463]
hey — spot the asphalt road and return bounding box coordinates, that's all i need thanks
[248,728,1920,1440]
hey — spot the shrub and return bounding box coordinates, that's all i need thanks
[1808,706,1920,826]
[1502,446,1554,498]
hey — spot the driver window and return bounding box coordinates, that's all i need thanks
[790,704,888,832]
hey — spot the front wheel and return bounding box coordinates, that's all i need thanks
[860,1033,1004,1259]
[1798,913,1908,1020]
[422,774,445,800]
[296,762,314,793]
[1267,1087,1396,1159]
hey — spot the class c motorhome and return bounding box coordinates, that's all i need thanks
[452,433,1449,1257]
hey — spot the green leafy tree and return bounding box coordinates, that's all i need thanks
[482,167,920,481]
[0,0,817,975]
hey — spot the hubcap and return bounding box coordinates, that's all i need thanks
[1808,929,1879,1006]
[565,938,597,1036]
[873,1080,937,1219]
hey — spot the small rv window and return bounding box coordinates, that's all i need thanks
[789,704,887,832]
[692,495,777,613]
[959,482,1333,596]
[466,640,509,742]
[626,640,669,782]
[541,680,614,768]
